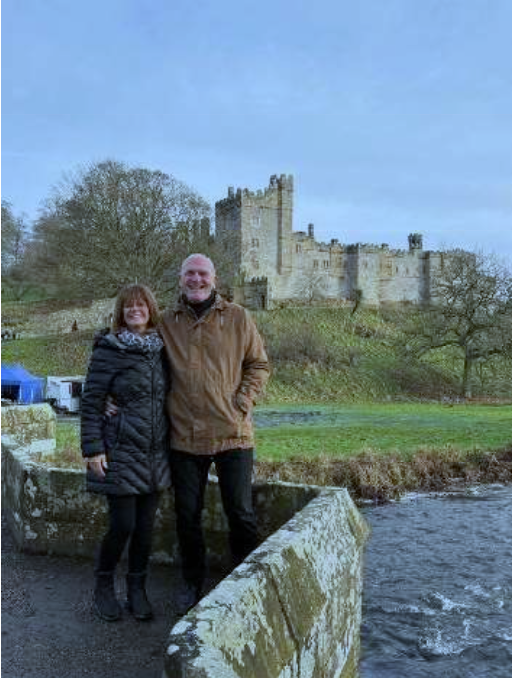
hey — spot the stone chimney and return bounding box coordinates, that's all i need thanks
[408,233,423,251]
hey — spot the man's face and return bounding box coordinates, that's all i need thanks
[180,256,216,303]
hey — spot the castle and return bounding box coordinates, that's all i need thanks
[215,174,442,309]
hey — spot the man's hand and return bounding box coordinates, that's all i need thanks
[105,395,118,418]
[234,391,252,414]
[86,454,108,478]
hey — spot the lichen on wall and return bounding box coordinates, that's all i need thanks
[1,404,56,454]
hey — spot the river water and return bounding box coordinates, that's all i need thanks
[359,484,512,678]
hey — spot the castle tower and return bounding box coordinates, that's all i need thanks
[215,174,294,295]
[215,186,243,281]
[273,174,294,275]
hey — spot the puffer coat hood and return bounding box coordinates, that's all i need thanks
[81,330,171,495]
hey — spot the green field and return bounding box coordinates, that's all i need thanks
[55,402,512,469]
[253,403,512,461]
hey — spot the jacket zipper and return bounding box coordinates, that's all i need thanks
[149,355,157,492]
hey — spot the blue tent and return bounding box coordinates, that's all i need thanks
[1,364,46,404]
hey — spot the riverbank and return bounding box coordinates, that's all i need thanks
[254,448,512,503]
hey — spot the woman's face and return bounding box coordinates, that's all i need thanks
[123,297,149,334]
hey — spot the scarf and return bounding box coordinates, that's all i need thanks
[117,329,163,352]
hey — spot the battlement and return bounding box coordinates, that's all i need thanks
[217,174,294,207]
[345,240,420,255]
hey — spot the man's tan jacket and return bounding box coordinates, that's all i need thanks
[160,295,270,455]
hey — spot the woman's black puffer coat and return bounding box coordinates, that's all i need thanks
[81,331,171,495]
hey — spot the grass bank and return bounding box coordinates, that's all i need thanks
[5,303,512,401]
[253,402,512,459]
[4,304,512,401]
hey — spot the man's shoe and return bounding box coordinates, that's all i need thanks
[176,581,202,616]
[94,572,122,621]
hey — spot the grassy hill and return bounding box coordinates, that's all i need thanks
[3,302,512,402]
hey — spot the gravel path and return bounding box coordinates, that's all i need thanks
[1,514,220,678]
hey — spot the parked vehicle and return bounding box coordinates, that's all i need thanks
[46,376,85,413]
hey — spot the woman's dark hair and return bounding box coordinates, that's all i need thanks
[112,284,160,332]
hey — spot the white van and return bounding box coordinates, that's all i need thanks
[46,376,85,413]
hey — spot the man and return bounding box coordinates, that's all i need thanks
[159,253,270,613]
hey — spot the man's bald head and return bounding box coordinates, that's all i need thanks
[180,254,217,303]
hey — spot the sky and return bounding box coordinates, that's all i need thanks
[2,0,512,265]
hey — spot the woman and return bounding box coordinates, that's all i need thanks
[81,284,170,622]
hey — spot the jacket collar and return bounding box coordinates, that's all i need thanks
[173,291,228,316]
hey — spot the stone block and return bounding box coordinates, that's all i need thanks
[1,404,56,452]
[166,562,298,678]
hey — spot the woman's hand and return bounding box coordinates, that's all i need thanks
[86,454,108,478]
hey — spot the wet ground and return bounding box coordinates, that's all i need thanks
[1,514,220,678]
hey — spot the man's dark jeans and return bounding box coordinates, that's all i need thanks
[170,448,258,586]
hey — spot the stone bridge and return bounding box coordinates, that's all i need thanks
[1,404,369,678]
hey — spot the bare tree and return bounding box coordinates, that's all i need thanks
[2,201,27,271]
[350,288,363,315]
[294,267,328,305]
[407,249,512,397]
[1,200,34,300]
[30,160,212,299]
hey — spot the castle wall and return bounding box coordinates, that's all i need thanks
[287,234,342,299]
[378,250,424,305]
[215,174,439,308]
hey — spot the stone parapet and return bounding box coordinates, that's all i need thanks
[165,488,368,678]
[1,434,320,566]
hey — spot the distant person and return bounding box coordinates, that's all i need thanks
[160,254,270,613]
[71,319,78,332]
[81,284,170,622]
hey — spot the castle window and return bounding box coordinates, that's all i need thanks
[252,238,259,248]
[396,266,399,274]
[252,207,261,229]
[313,260,319,269]
[323,260,329,268]
[296,244,302,254]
